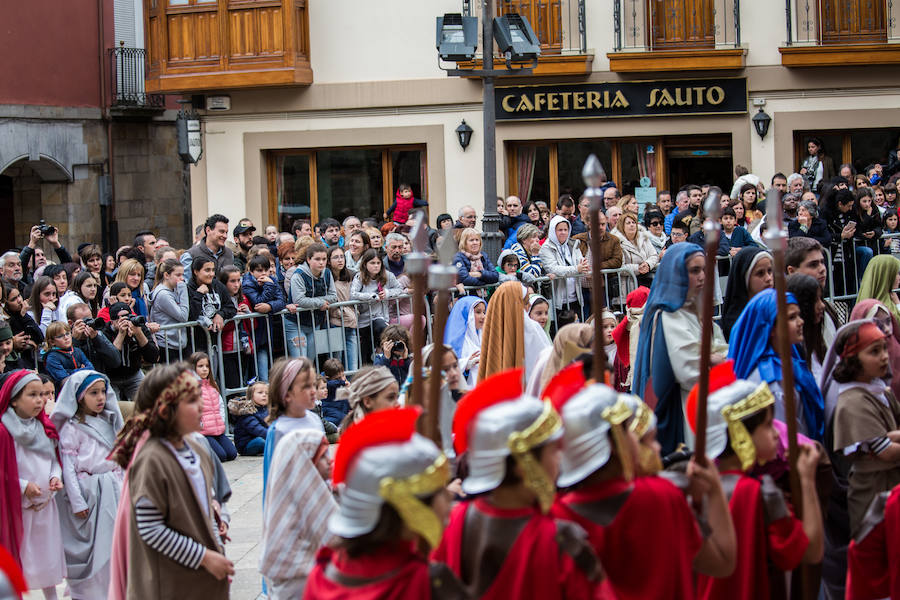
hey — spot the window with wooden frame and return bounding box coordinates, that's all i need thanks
[820,0,886,44]
[267,146,427,232]
[498,0,563,54]
[793,129,899,178]
[650,0,715,49]
[507,139,664,209]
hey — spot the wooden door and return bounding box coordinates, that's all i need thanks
[820,0,886,44]
[498,0,563,53]
[649,0,714,49]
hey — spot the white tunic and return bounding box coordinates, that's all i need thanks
[15,437,67,588]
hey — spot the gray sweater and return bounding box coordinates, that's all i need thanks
[150,282,190,349]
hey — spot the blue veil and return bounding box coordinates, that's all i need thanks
[727,288,825,441]
[632,242,704,455]
[444,296,485,358]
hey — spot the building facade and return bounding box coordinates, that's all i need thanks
[143,0,900,232]
[0,0,190,256]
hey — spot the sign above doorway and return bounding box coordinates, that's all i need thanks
[496,78,747,121]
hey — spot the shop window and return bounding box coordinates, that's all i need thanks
[794,129,900,181]
[269,146,426,230]
[557,141,613,200]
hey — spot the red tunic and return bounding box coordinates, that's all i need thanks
[433,498,596,600]
[846,486,900,600]
[304,542,444,600]
[551,475,702,600]
[696,471,808,600]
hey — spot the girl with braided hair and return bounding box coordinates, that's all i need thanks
[108,362,234,599]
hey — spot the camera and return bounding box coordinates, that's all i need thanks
[37,219,56,236]
[129,315,146,327]
[84,317,107,331]
[391,341,406,356]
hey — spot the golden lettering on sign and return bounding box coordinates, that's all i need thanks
[500,84,727,114]
[647,86,726,108]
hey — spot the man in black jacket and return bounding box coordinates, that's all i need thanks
[20,224,73,285]
[102,301,159,401]
[67,303,121,375]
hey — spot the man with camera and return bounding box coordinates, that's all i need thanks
[67,303,121,375]
[101,301,159,401]
[20,221,73,285]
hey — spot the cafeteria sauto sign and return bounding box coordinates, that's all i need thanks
[496,78,748,121]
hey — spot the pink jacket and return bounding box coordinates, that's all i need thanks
[199,380,225,436]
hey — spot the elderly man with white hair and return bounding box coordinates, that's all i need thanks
[787,173,805,195]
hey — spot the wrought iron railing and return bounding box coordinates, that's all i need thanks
[783,0,900,45]
[463,0,587,55]
[612,0,741,52]
[108,46,164,109]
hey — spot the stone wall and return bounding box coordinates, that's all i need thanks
[0,112,191,258]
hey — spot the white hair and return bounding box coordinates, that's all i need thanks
[385,232,406,245]
[0,251,18,268]
[787,173,803,186]
[458,205,476,218]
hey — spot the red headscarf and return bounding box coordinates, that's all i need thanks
[0,370,59,566]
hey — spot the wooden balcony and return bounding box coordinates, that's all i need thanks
[459,0,593,76]
[779,0,900,67]
[144,0,312,94]
[606,0,746,73]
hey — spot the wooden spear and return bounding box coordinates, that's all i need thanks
[406,213,430,427]
[693,187,723,466]
[425,235,458,446]
[581,154,607,384]
[764,188,803,510]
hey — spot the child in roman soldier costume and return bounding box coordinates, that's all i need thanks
[549,378,736,600]
[691,362,824,600]
[303,407,468,600]
[432,368,601,600]
[846,483,900,599]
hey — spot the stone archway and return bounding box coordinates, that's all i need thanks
[0,156,76,254]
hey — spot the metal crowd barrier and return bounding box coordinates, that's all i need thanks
[151,268,637,398]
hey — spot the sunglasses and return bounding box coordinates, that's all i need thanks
[649,221,662,227]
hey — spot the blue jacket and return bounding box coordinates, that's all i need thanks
[454,252,499,288]
[227,397,269,454]
[720,226,758,254]
[321,379,350,427]
[241,272,286,347]
[43,347,93,386]
[501,213,531,250]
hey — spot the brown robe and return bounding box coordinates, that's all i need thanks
[127,437,228,599]
[833,386,900,533]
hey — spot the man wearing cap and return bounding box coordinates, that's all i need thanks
[548,371,736,600]
[433,368,600,600]
[230,219,256,272]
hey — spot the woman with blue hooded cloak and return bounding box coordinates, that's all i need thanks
[632,242,729,455]
[727,288,825,442]
[444,295,486,388]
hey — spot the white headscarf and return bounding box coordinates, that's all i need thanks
[51,370,123,449]
[547,215,574,264]
[461,299,485,385]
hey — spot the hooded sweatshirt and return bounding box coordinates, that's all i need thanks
[149,282,190,350]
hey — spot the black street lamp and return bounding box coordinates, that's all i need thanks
[436,7,540,261]
[455,120,474,150]
[752,107,772,140]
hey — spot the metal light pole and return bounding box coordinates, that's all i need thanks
[480,0,502,261]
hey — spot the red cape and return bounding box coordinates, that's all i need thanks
[552,476,702,600]
[433,498,594,600]
[847,485,900,600]
[303,542,434,600]
[696,472,808,600]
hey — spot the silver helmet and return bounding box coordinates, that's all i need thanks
[702,379,774,470]
[557,384,625,488]
[329,408,450,549]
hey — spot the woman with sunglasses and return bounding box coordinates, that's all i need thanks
[644,209,668,254]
